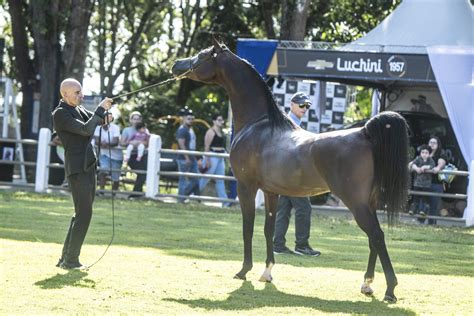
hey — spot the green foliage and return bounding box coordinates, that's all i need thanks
[308,0,402,42]
[344,87,373,124]
[3,0,403,144]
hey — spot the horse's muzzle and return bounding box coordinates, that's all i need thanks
[171,58,192,77]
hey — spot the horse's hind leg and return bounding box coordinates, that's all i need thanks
[361,239,377,296]
[353,208,398,303]
[259,192,278,282]
[234,182,257,280]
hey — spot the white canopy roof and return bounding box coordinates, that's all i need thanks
[346,0,473,53]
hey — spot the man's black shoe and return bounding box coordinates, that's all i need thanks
[273,246,295,255]
[60,261,87,270]
[55,258,63,267]
[294,246,321,257]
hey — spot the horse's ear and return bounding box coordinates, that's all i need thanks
[212,36,222,51]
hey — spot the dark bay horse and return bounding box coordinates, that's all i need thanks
[172,39,408,303]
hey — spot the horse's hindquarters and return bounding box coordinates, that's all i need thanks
[310,129,374,209]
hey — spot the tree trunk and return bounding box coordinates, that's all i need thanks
[30,0,61,130]
[62,0,94,82]
[259,0,276,39]
[280,0,291,40]
[289,0,311,40]
[280,0,311,41]
[7,0,38,138]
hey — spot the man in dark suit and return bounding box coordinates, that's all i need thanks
[52,78,112,269]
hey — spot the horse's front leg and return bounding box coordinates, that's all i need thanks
[259,192,279,282]
[234,182,257,280]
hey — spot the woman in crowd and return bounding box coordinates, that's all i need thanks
[199,113,230,207]
[426,136,448,225]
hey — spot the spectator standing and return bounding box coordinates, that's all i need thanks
[199,113,230,207]
[121,111,147,196]
[94,112,123,192]
[176,108,200,202]
[124,122,150,163]
[273,92,321,257]
[408,144,435,216]
[426,136,448,225]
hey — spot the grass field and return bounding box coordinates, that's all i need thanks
[1,191,473,315]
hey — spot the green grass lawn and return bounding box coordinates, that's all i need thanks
[1,191,473,315]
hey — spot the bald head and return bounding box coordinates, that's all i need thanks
[60,78,83,107]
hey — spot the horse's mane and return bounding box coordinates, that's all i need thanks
[240,58,295,131]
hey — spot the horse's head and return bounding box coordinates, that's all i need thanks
[172,38,228,83]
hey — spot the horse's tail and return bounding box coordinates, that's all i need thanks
[364,111,409,226]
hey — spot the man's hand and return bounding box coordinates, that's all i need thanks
[99,97,113,111]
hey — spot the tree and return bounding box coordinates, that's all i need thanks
[5,0,94,135]
[258,0,400,42]
[88,0,171,97]
[307,0,401,42]
[280,0,312,40]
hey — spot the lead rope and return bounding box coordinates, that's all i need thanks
[86,71,191,269]
[87,114,115,269]
[111,70,192,101]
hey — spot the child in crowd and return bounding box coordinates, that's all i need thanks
[408,144,436,216]
[124,122,150,163]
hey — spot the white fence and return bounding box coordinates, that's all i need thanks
[0,128,471,225]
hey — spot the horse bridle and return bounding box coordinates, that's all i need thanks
[188,45,229,72]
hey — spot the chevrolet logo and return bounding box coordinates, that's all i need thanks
[307,59,334,70]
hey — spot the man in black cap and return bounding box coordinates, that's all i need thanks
[273,92,321,257]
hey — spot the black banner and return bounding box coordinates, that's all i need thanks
[274,48,436,87]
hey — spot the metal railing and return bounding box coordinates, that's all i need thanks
[1,130,472,225]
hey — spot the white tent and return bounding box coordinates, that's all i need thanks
[348,0,472,53]
[355,0,473,225]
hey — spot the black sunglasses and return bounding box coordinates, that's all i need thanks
[298,103,311,109]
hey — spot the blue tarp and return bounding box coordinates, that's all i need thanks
[236,39,277,78]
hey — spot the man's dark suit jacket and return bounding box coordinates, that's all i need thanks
[52,101,106,177]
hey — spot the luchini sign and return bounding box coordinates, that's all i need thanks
[269,48,436,87]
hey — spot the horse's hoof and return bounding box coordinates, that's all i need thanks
[234,274,246,281]
[361,280,374,296]
[360,285,374,296]
[383,294,397,303]
[258,275,272,283]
